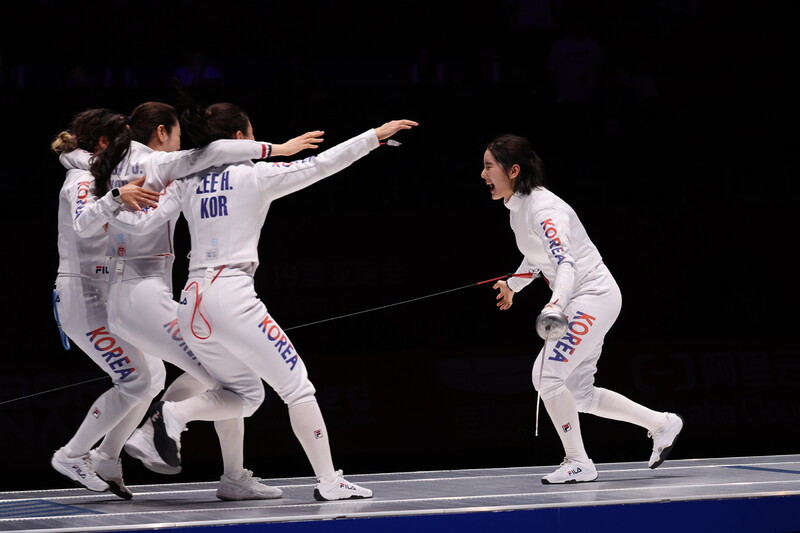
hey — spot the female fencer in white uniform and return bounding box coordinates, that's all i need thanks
[112,99,417,500]
[51,108,165,497]
[483,133,683,484]
[71,101,320,500]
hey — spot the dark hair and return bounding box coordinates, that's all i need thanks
[181,102,250,147]
[90,102,179,196]
[128,101,179,145]
[51,108,125,154]
[486,134,547,194]
[178,85,250,148]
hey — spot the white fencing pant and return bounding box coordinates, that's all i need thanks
[531,265,666,454]
[108,272,218,390]
[176,270,316,417]
[53,275,163,456]
[175,270,334,480]
[532,264,622,411]
[105,263,244,465]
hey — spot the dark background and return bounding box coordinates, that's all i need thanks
[1,0,797,492]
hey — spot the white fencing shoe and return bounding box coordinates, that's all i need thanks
[314,470,373,501]
[541,458,598,484]
[148,401,185,468]
[125,425,182,475]
[216,469,283,501]
[89,449,133,500]
[649,413,684,469]
[51,447,109,493]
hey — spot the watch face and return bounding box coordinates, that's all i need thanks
[112,188,120,197]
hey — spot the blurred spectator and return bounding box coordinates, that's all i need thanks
[411,47,445,85]
[65,64,99,88]
[173,51,225,88]
[509,0,558,32]
[546,16,603,105]
[546,12,604,184]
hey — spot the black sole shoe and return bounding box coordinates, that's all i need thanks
[147,401,181,468]
[649,414,684,470]
[101,477,133,500]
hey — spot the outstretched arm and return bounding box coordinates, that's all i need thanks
[145,140,273,190]
[254,119,418,200]
[271,130,325,157]
[374,119,419,140]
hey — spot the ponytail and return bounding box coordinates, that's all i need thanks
[51,131,78,154]
[89,114,131,196]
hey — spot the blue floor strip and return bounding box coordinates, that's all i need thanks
[726,465,800,475]
[0,499,101,519]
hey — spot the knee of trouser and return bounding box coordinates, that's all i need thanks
[534,375,567,402]
[146,361,168,398]
[279,380,317,409]
[115,373,154,404]
[572,386,598,413]
[240,385,266,418]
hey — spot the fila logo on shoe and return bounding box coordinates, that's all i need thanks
[71,465,88,479]
[568,467,583,476]
[340,482,358,490]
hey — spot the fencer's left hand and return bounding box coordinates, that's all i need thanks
[119,177,160,211]
[493,280,515,310]
[374,119,419,140]
[272,131,325,157]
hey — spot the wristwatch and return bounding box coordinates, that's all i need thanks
[111,187,123,203]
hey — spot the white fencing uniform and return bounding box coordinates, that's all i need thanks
[501,187,672,477]
[54,165,163,458]
[113,129,381,484]
[503,187,617,411]
[69,140,272,386]
[118,130,379,415]
[68,140,273,463]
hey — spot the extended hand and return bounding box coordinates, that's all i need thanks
[272,131,325,157]
[119,177,160,211]
[493,280,515,310]
[374,119,419,141]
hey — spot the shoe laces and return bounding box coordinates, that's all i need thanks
[240,469,262,483]
[317,469,345,484]
[79,453,99,475]
[557,457,573,468]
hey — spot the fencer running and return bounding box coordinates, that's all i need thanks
[483,134,683,484]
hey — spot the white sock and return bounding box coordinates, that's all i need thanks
[215,417,245,476]
[161,372,208,402]
[543,389,591,463]
[171,389,244,423]
[64,388,136,457]
[587,388,667,433]
[289,400,336,482]
[97,399,151,459]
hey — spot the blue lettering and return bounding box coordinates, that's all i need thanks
[200,195,229,219]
